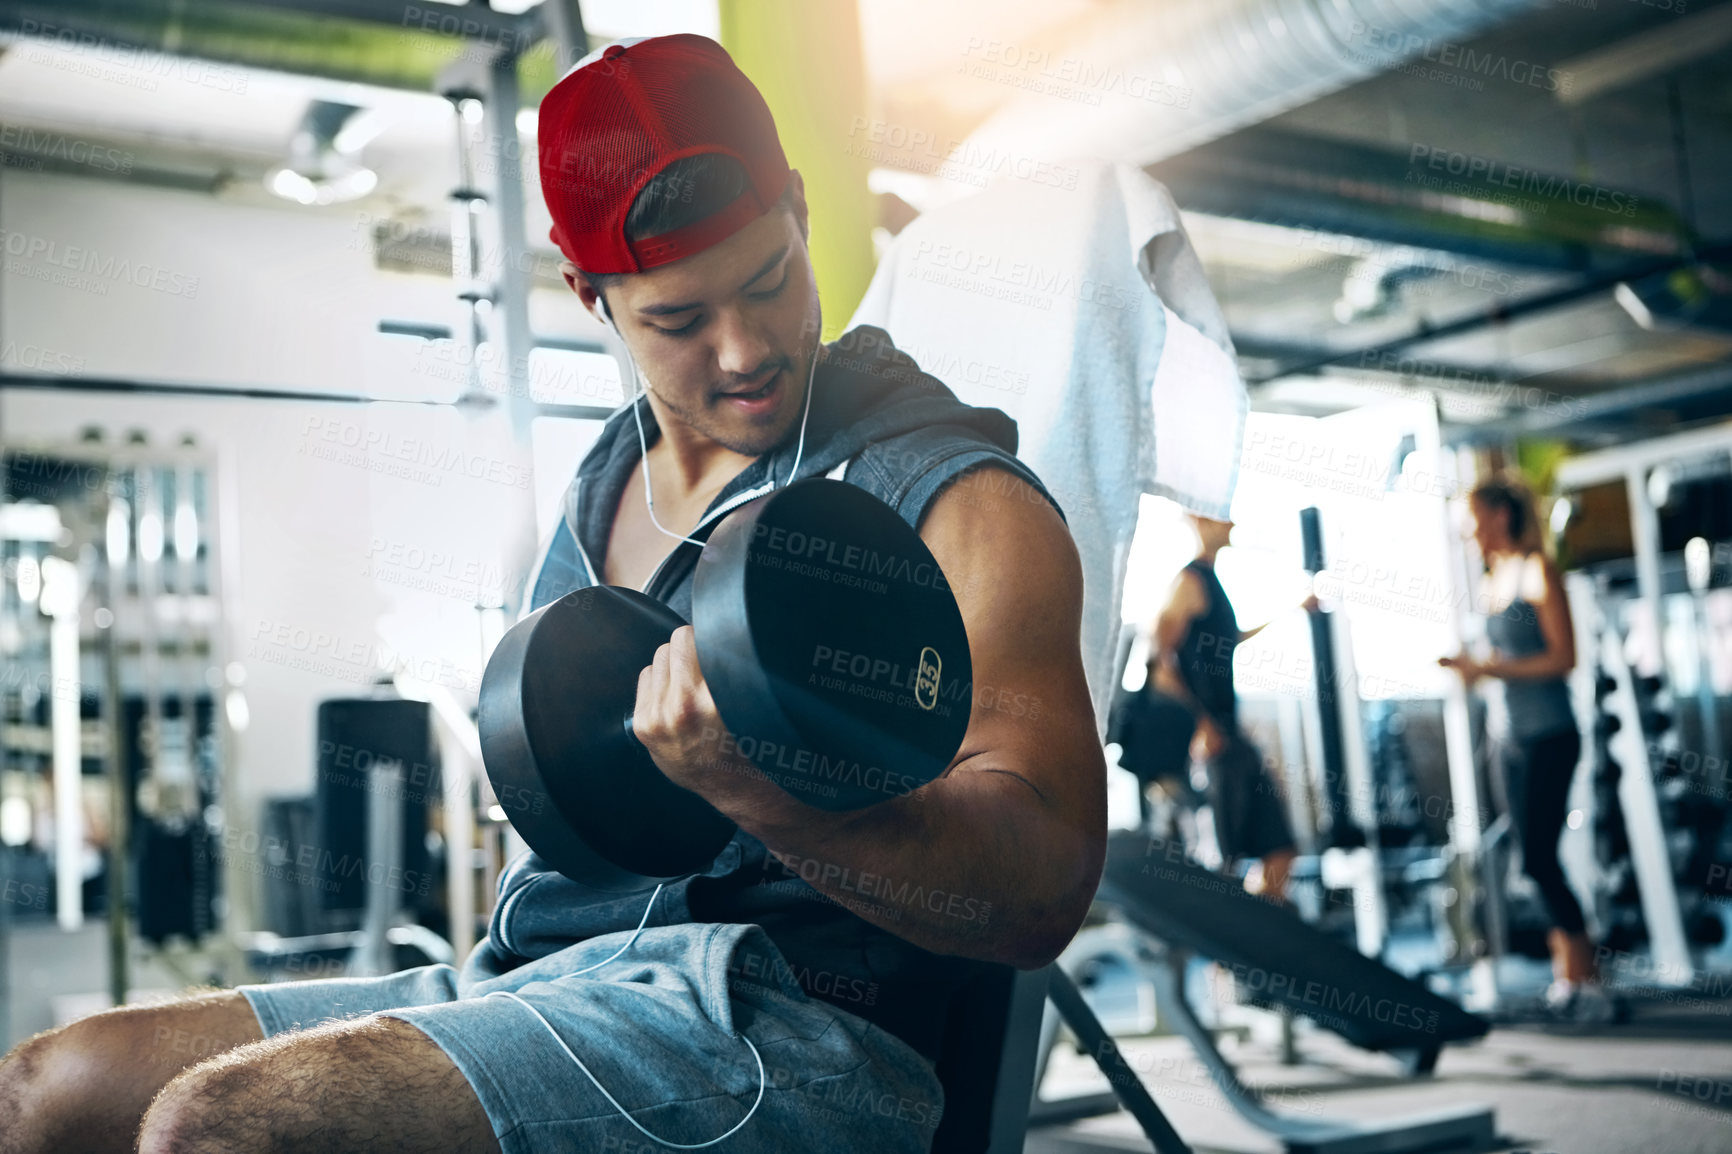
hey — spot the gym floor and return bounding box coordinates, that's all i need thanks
[1032,1000,1732,1154]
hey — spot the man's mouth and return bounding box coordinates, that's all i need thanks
[717,368,783,410]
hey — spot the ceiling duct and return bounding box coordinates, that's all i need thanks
[954,0,1550,176]
[0,0,570,101]
[1152,127,1692,273]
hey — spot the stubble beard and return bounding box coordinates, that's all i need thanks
[655,342,818,459]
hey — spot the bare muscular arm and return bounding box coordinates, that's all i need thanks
[634,466,1107,968]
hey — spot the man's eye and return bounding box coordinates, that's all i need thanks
[654,316,701,336]
[749,271,788,300]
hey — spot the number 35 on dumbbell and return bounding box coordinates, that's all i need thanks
[477,480,974,893]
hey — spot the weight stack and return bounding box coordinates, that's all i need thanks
[312,698,440,931]
[131,696,221,945]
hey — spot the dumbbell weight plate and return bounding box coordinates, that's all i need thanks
[694,479,973,811]
[477,585,736,891]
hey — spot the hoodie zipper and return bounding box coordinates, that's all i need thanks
[638,479,777,595]
[625,456,853,597]
[564,476,601,587]
[568,469,782,597]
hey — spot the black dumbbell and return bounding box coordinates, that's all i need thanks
[478,479,973,893]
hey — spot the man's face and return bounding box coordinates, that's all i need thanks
[572,180,820,458]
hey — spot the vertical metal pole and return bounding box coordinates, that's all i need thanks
[1562,571,1604,935]
[136,464,165,829]
[349,759,404,978]
[0,841,9,1049]
[1694,597,1725,798]
[487,51,534,427]
[443,750,476,962]
[1684,539,1723,785]
[47,562,82,932]
[104,474,129,1004]
[210,442,249,938]
[1328,610,1389,957]
[415,680,481,963]
[538,0,588,73]
[104,601,128,1002]
[1427,420,1498,1007]
[1621,466,1693,983]
[449,102,487,400]
[1628,466,1666,681]
[1299,508,1353,846]
[1276,695,1314,856]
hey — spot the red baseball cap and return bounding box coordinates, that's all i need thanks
[538,34,791,275]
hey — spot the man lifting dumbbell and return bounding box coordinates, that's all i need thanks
[0,34,1107,1154]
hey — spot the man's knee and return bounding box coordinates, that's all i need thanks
[0,1033,55,1152]
[0,1018,120,1150]
[137,1059,250,1154]
[0,992,261,1154]
[136,1024,337,1154]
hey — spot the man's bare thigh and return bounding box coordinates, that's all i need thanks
[141,1013,498,1154]
[38,988,261,1093]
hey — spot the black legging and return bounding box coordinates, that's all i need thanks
[1507,728,1587,935]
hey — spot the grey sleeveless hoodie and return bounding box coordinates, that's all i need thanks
[482,324,1060,1061]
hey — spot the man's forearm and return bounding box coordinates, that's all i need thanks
[738,761,1102,969]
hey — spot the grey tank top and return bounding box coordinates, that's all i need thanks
[1484,596,1575,740]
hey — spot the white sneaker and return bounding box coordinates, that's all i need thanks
[1544,979,1617,1022]
[1570,982,1617,1023]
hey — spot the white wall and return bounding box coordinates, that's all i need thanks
[1,170,607,931]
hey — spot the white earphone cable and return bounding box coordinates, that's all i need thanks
[561,294,818,1146]
[570,883,663,976]
[488,990,765,1149]
[484,886,767,1149]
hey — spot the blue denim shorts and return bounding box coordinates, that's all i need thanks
[239,922,944,1154]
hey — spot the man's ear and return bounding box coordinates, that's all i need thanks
[563,261,610,327]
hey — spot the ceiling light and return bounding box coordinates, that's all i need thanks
[1549,497,1573,538]
[16,555,40,605]
[267,165,377,206]
[333,107,393,155]
[1614,282,1656,331]
[1686,537,1712,594]
[266,100,382,207]
[1648,465,1673,510]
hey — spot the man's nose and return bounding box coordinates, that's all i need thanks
[711,308,775,379]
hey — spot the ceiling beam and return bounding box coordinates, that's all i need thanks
[0,0,578,98]
[1247,241,1732,386]
[1557,2,1732,106]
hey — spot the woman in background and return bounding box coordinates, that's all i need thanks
[1440,474,1609,1017]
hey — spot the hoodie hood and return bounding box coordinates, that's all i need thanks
[579,324,1018,487]
[565,325,1035,593]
